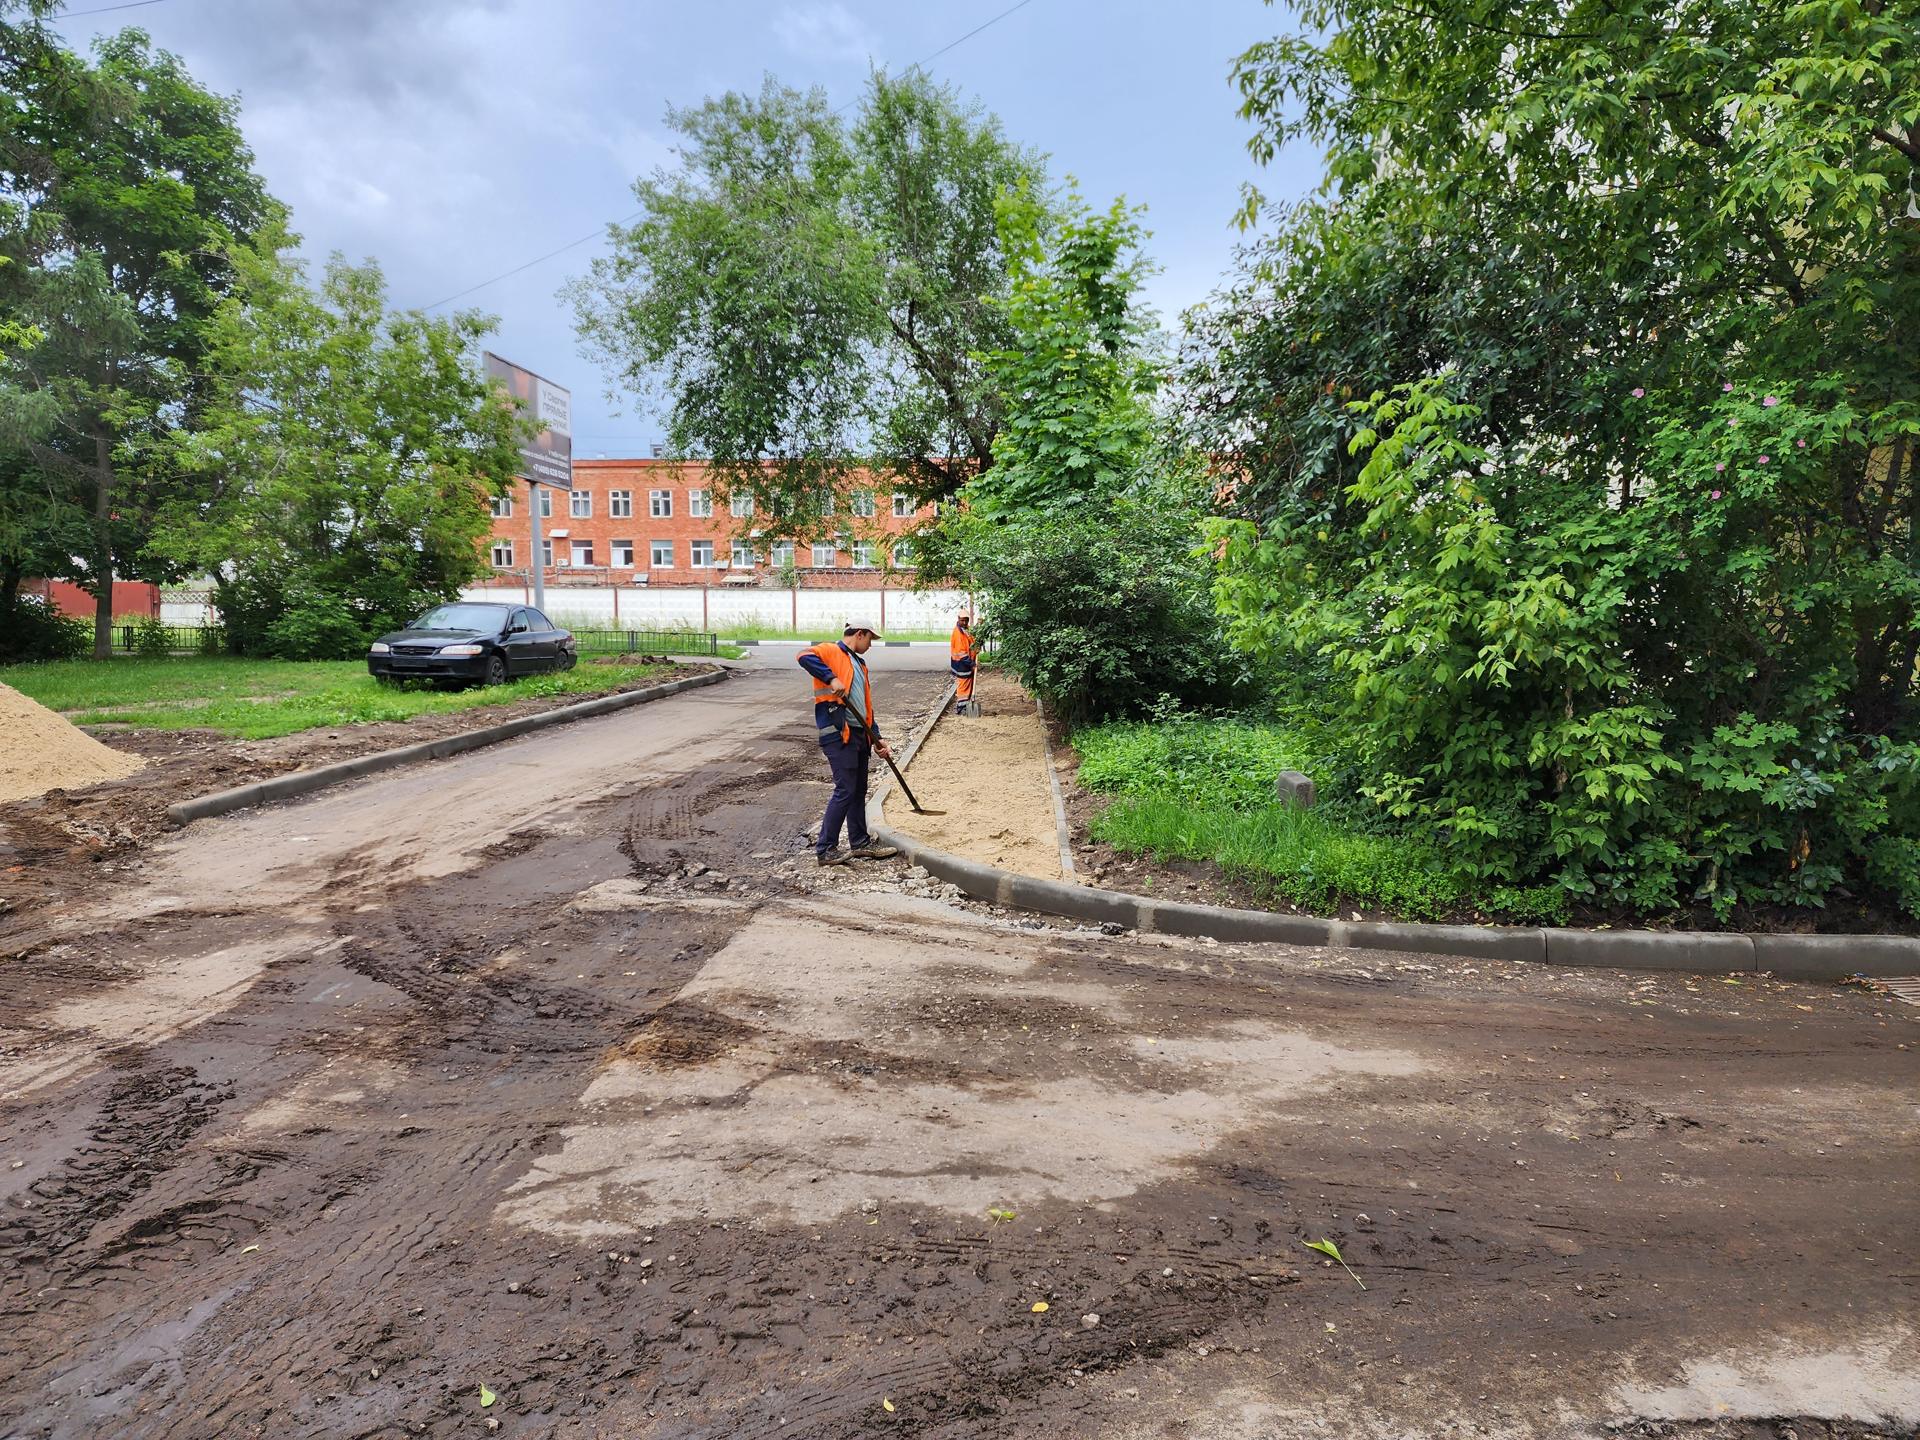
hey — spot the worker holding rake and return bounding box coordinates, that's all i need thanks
[949,612,981,713]
[798,621,902,868]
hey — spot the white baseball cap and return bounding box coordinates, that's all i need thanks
[842,619,884,639]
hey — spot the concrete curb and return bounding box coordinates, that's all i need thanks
[870,679,955,816]
[874,711,1920,981]
[165,669,730,827]
[1035,700,1078,882]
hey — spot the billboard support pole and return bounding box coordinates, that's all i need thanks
[529,482,546,613]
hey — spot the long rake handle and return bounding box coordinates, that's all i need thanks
[838,705,933,815]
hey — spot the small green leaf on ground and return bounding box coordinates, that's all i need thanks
[1303,1237,1366,1289]
[479,1384,497,1408]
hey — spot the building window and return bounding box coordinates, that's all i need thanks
[538,488,553,518]
[892,492,913,518]
[690,539,716,567]
[648,489,670,517]
[730,540,757,569]
[570,540,593,567]
[852,541,878,568]
[851,489,876,518]
[611,539,634,568]
[490,541,514,568]
[811,541,837,568]
[490,494,513,519]
[730,492,754,518]
[570,490,592,519]
[817,491,835,517]
[770,540,795,569]
[540,539,553,567]
[891,541,914,567]
[689,488,712,518]
[650,539,674,568]
[609,489,634,518]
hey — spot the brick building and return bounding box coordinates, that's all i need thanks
[471,459,935,595]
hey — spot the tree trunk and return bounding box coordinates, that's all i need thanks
[92,431,114,660]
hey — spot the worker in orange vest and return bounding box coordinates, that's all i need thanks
[949,613,981,711]
[797,621,901,867]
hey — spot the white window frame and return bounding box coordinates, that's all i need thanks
[770,540,795,569]
[851,541,878,568]
[609,489,634,518]
[648,489,671,518]
[892,492,913,518]
[569,539,594,567]
[537,488,553,519]
[891,540,914,567]
[650,540,674,568]
[730,540,757,569]
[539,538,553,566]
[490,494,513,519]
[811,541,837,568]
[690,539,716,568]
[610,539,634,568]
[490,540,514,568]
[851,489,876,518]
[688,488,712,518]
[570,490,592,519]
[730,492,755,518]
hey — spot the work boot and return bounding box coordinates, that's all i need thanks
[847,842,900,860]
[816,850,849,867]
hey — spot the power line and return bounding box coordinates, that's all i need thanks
[415,0,1045,312]
[56,0,175,16]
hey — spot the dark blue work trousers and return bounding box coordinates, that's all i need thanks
[817,729,872,854]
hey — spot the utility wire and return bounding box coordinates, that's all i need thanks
[56,0,175,16]
[416,0,1045,312]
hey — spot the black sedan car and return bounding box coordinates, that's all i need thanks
[367,603,577,687]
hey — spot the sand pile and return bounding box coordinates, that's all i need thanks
[0,682,146,804]
[887,685,1062,881]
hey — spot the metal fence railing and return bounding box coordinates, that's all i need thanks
[570,627,721,658]
[104,623,720,659]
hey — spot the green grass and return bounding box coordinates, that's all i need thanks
[1075,717,1568,924]
[0,656,682,741]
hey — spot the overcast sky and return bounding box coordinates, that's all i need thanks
[55,0,1321,455]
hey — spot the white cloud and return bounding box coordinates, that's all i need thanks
[773,2,878,64]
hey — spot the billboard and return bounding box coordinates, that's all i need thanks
[484,352,573,490]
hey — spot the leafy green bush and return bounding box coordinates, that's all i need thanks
[129,616,173,659]
[0,595,89,663]
[261,592,372,661]
[1076,710,1310,812]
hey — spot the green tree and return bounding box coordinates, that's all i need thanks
[1192,0,1920,918]
[0,13,277,654]
[570,70,1045,522]
[157,247,523,658]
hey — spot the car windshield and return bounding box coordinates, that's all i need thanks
[410,605,507,632]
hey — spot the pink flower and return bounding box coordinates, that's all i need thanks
[1711,490,1723,500]
[1715,462,1726,472]
[1796,438,1807,448]
[1727,418,1738,427]
[1631,387,1645,398]
[1722,382,1734,392]
[1762,395,1779,407]
[1757,455,1769,464]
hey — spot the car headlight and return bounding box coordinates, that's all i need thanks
[438,643,484,656]
[369,642,390,654]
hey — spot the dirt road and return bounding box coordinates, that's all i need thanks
[1,656,1915,1439]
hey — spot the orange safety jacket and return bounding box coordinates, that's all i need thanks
[948,625,979,675]
[800,641,875,744]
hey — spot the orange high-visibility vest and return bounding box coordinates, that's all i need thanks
[949,625,979,670]
[802,641,874,743]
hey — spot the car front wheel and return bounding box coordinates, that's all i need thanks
[483,654,508,686]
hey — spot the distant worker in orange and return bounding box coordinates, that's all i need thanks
[949,612,981,712]
[797,621,901,867]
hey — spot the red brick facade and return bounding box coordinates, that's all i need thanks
[472,459,933,593]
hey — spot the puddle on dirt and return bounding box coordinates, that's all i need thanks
[500,904,1424,1235]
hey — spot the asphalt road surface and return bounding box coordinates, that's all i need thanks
[1,657,1914,1439]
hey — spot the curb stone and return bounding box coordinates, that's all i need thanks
[165,669,730,827]
[874,706,1920,981]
